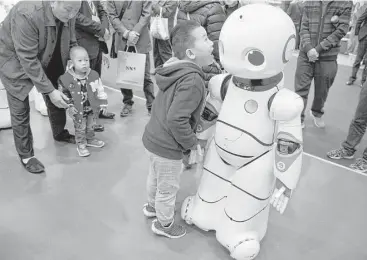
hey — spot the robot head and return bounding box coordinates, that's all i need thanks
[219,4,296,79]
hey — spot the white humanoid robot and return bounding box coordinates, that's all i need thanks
[181,4,303,260]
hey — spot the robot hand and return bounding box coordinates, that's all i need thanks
[188,144,204,165]
[270,179,292,215]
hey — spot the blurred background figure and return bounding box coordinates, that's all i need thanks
[151,1,178,69]
[287,0,304,50]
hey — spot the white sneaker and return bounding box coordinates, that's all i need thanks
[309,111,325,128]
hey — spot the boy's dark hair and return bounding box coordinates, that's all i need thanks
[170,20,201,60]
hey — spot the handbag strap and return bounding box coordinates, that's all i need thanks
[173,0,180,27]
[159,6,163,18]
[126,44,138,53]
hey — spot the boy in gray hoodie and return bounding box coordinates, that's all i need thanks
[142,20,214,238]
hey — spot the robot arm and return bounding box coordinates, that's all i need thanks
[196,73,230,142]
[269,88,304,214]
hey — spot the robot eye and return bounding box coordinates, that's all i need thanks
[247,50,264,66]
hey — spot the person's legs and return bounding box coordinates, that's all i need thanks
[74,115,90,157]
[310,60,337,127]
[90,50,114,121]
[150,153,186,238]
[153,38,163,69]
[144,150,158,217]
[294,53,314,124]
[327,84,367,160]
[6,92,34,159]
[86,112,104,148]
[347,38,367,84]
[43,94,75,143]
[6,91,44,173]
[143,53,155,113]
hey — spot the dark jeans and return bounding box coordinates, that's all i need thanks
[350,37,367,84]
[74,112,95,146]
[295,53,338,122]
[342,83,367,159]
[120,53,155,110]
[153,38,172,68]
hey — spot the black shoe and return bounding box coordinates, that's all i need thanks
[93,124,104,132]
[346,79,355,85]
[20,157,45,174]
[54,130,76,144]
[99,110,115,119]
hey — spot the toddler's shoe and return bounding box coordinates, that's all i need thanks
[151,219,186,239]
[77,145,90,157]
[143,203,156,218]
[87,138,105,148]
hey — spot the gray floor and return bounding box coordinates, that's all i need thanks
[1,56,367,260]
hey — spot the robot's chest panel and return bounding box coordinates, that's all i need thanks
[218,83,278,126]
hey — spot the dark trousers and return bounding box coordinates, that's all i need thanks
[153,38,172,68]
[120,53,155,110]
[6,92,34,159]
[42,94,67,139]
[90,48,103,77]
[350,37,367,84]
[295,53,338,122]
[342,83,367,159]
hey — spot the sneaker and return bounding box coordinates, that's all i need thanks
[301,122,305,129]
[143,203,156,218]
[147,109,151,116]
[350,158,367,173]
[310,111,325,128]
[151,219,186,239]
[87,139,105,148]
[120,104,132,117]
[327,147,354,160]
[77,145,90,157]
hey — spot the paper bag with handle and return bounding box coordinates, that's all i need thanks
[116,45,146,90]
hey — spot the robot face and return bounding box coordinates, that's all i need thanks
[219,4,296,79]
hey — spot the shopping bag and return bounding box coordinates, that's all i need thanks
[150,7,169,40]
[116,46,146,90]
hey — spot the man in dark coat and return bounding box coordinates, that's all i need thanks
[0,0,81,174]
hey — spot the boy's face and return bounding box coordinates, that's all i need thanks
[187,27,214,67]
[71,49,90,73]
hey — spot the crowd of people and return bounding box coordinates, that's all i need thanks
[1,0,367,238]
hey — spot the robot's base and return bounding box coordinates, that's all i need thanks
[229,237,260,260]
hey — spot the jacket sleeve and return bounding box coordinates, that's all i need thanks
[206,4,226,62]
[166,75,204,151]
[355,8,367,35]
[299,7,313,54]
[316,2,352,52]
[75,4,105,38]
[10,12,55,94]
[106,1,128,34]
[97,1,109,31]
[132,1,152,34]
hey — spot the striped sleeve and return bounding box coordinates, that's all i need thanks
[317,2,352,52]
[299,8,313,54]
